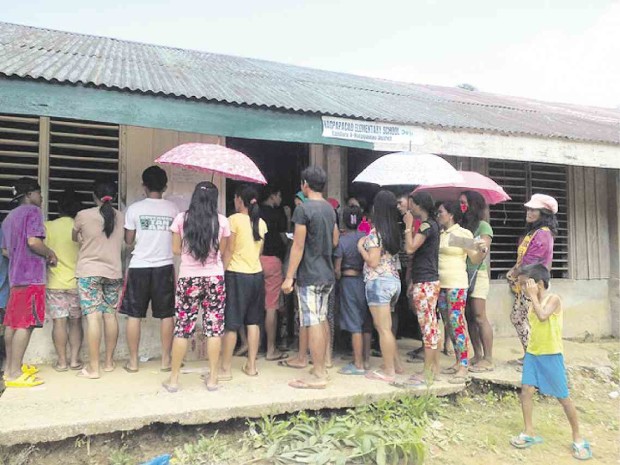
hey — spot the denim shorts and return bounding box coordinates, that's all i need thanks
[365,276,401,309]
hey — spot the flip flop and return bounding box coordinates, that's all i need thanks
[161,382,179,393]
[288,378,327,390]
[5,373,44,388]
[103,363,116,373]
[70,363,84,371]
[307,360,334,369]
[76,368,100,379]
[510,433,543,449]
[278,359,306,369]
[572,439,592,461]
[364,370,395,383]
[242,364,259,377]
[391,376,426,389]
[265,353,289,362]
[508,358,524,366]
[123,363,139,374]
[218,374,233,382]
[448,375,469,384]
[469,364,494,373]
[441,366,458,375]
[21,364,39,375]
[161,363,184,373]
[338,363,366,375]
[52,363,69,373]
[205,383,221,392]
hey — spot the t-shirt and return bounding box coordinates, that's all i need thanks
[292,199,336,287]
[227,213,267,274]
[260,205,287,260]
[124,198,179,268]
[438,224,473,289]
[73,207,125,279]
[334,230,366,272]
[0,228,10,307]
[362,228,400,282]
[45,217,79,289]
[170,212,230,278]
[528,294,563,355]
[1,204,46,286]
[410,219,440,284]
[521,228,554,270]
[466,220,494,272]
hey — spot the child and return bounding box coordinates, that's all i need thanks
[2,177,57,387]
[45,189,83,372]
[335,205,371,375]
[510,264,592,461]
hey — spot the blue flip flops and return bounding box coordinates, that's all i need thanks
[510,433,543,449]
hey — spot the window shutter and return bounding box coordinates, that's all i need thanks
[0,113,40,218]
[48,118,120,218]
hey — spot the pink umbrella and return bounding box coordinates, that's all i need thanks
[413,171,511,205]
[155,143,267,184]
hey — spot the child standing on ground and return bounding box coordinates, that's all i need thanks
[45,189,83,372]
[510,264,592,461]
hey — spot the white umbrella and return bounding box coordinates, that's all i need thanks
[353,152,462,186]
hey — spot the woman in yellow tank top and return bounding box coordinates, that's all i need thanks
[510,264,592,461]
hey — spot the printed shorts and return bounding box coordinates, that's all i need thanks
[408,281,440,350]
[296,284,333,327]
[47,289,81,319]
[3,285,46,329]
[77,277,123,315]
[174,275,225,338]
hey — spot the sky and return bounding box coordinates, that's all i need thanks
[3,0,619,108]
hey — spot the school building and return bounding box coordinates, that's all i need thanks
[0,21,618,363]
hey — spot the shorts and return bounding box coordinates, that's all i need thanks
[365,276,401,309]
[408,281,440,349]
[224,271,265,331]
[339,276,371,333]
[47,289,81,319]
[3,285,45,329]
[174,275,225,338]
[119,265,175,319]
[522,352,569,399]
[469,268,490,300]
[260,256,283,311]
[77,277,123,315]
[297,284,333,327]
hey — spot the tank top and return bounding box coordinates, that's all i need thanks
[527,294,563,355]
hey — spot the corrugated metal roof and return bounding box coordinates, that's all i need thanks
[0,21,619,145]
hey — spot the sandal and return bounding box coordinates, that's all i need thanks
[338,363,365,375]
[123,363,139,374]
[448,375,469,384]
[76,368,100,379]
[5,373,44,388]
[21,364,39,375]
[70,363,84,371]
[364,370,395,383]
[288,378,327,389]
[469,363,494,373]
[441,366,458,375]
[278,359,306,369]
[510,433,543,449]
[572,440,592,461]
[265,352,289,362]
[161,382,179,393]
[53,363,69,373]
[241,364,259,377]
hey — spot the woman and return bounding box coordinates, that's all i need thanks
[459,191,494,372]
[358,190,403,383]
[73,181,124,379]
[436,200,486,384]
[506,194,558,361]
[45,189,83,372]
[220,184,267,380]
[163,181,230,392]
[403,192,441,381]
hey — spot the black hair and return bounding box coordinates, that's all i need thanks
[439,200,464,225]
[142,166,168,193]
[371,190,401,256]
[343,205,362,230]
[93,180,117,238]
[409,192,436,218]
[12,177,41,203]
[517,264,550,289]
[301,166,327,193]
[235,184,262,241]
[58,187,83,219]
[460,190,487,234]
[261,184,282,202]
[526,211,559,237]
[183,181,220,264]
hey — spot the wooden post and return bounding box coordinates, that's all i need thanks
[608,170,620,337]
[38,117,50,219]
[325,145,347,205]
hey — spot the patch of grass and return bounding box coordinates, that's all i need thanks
[109,446,133,465]
[171,431,246,465]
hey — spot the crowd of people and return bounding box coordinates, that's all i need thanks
[0,164,592,459]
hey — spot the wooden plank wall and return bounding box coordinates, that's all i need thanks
[569,166,611,279]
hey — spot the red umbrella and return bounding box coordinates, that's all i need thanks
[413,171,511,205]
[155,143,267,184]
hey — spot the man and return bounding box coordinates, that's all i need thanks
[2,177,57,387]
[120,166,179,372]
[259,186,289,361]
[282,166,339,389]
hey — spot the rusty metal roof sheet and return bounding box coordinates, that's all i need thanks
[1,21,619,145]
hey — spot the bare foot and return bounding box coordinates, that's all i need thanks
[103,362,116,372]
[77,367,100,379]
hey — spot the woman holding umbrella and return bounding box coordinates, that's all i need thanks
[506,194,558,363]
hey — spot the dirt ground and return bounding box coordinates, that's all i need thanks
[1,341,618,465]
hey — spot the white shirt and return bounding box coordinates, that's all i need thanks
[124,198,179,268]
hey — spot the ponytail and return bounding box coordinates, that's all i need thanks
[93,180,117,238]
[236,184,262,241]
